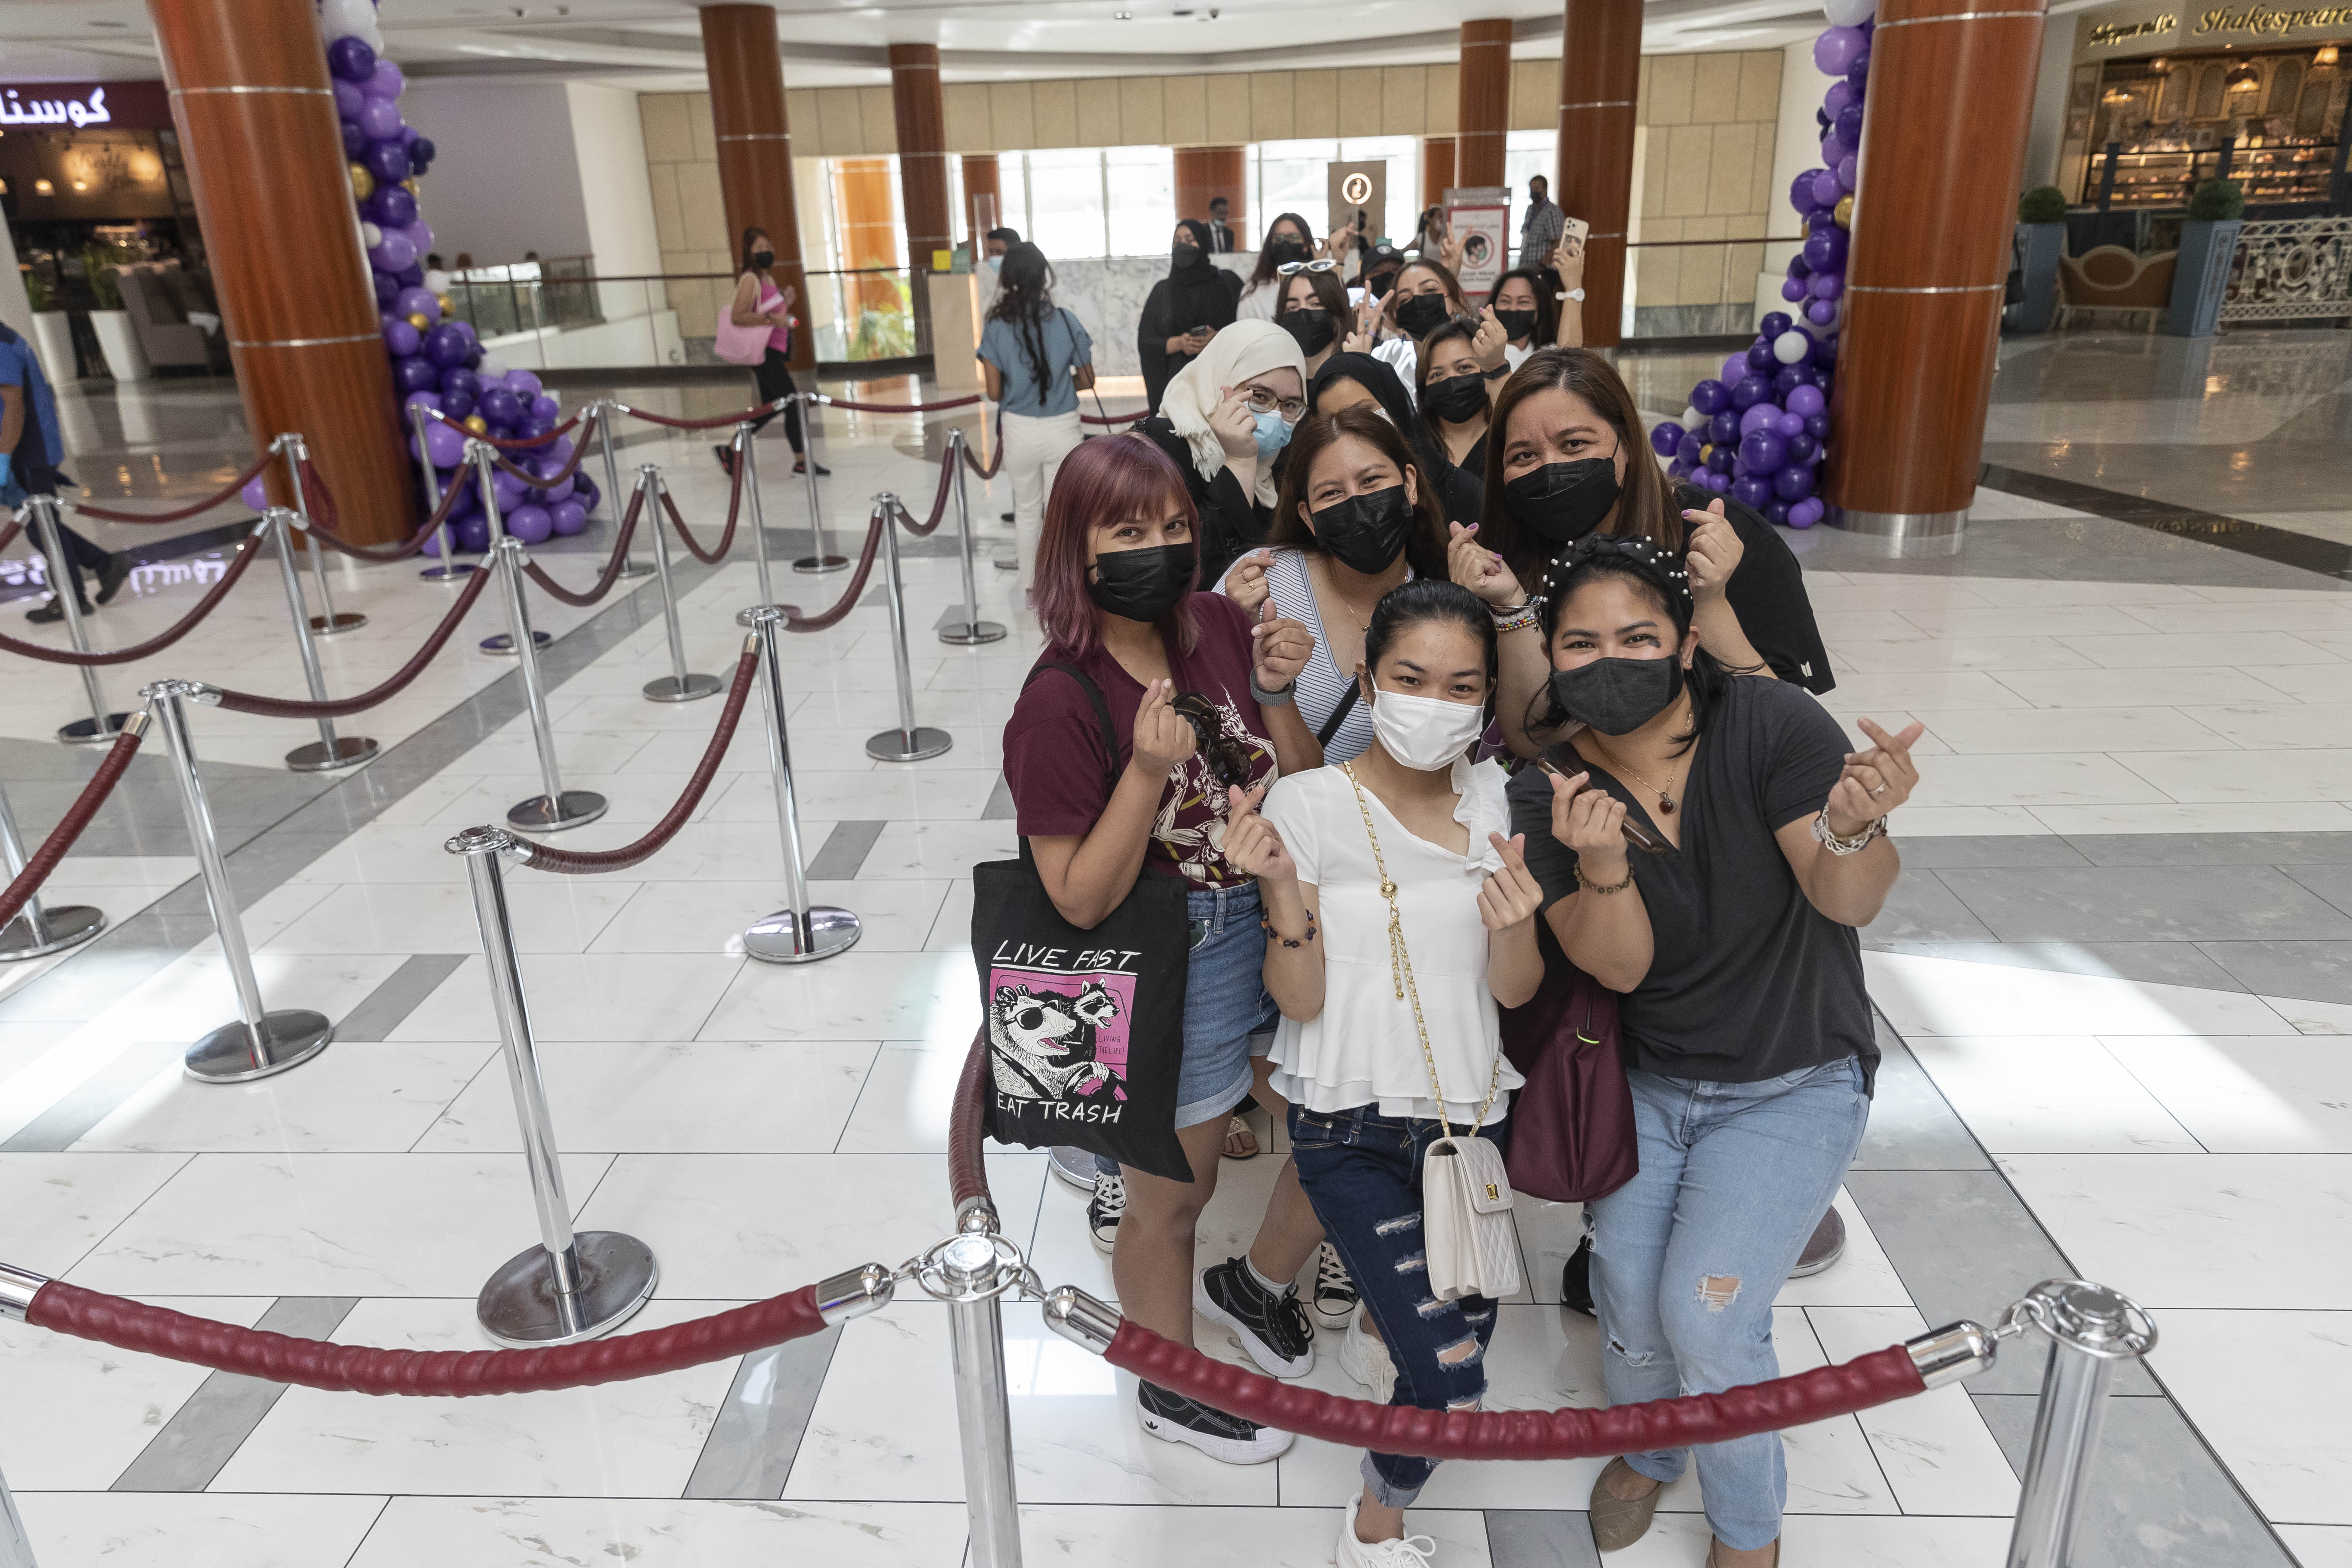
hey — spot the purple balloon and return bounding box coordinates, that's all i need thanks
[365,58,406,99]
[1745,343,1776,373]
[1804,411,1833,440]
[507,369,543,397]
[1739,402,1779,436]
[394,356,438,393]
[1722,353,1748,387]
[327,35,377,83]
[550,499,589,536]
[506,504,554,545]
[366,139,411,186]
[1786,432,1817,464]
[1788,251,1813,279]
[478,386,522,427]
[421,530,444,558]
[492,470,528,507]
[1834,103,1865,149]
[1788,497,1825,528]
[451,318,478,346]
[1849,48,1871,86]
[1821,133,1851,174]
[1811,168,1844,209]
[340,119,368,159]
[530,394,560,423]
[423,322,470,369]
[393,286,439,323]
[1708,411,1739,446]
[1773,365,1816,396]
[440,366,479,399]
[371,232,417,274]
[1732,475,1773,508]
[1823,80,1856,118]
[372,269,399,306]
[1773,464,1818,502]
[1690,379,1730,416]
[1776,410,1806,439]
[1759,311,1792,339]
[409,136,436,172]
[403,388,441,414]
[441,388,475,420]
[1701,470,1732,495]
[405,220,434,256]
[1651,424,1681,458]
[1786,384,1827,418]
[333,79,366,119]
[1807,298,1838,326]
[1705,444,1735,475]
[1815,24,1866,77]
[1790,170,1825,215]
[455,517,492,553]
[358,95,404,141]
[1781,278,1807,302]
[540,472,576,504]
[1838,154,1859,193]
[516,417,554,443]
[1803,226,1849,272]
[1805,205,1839,236]
[423,422,467,467]
[383,317,420,357]
[1677,430,1703,465]
[1764,499,1792,527]
[396,261,425,287]
[1811,272,1844,301]
[241,477,269,512]
[1730,376,1771,411]
[367,183,416,229]
[1813,333,1839,368]
[1740,430,1788,473]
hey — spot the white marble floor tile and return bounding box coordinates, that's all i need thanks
[71,1040,496,1154]
[71,950,406,1049]
[284,822,474,884]
[257,877,635,956]
[1804,1305,2019,1516]
[12,1491,388,1568]
[1596,1512,2013,1566]
[1904,1037,2202,1153]
[389,952,746,1042]
[1863,952,2296,1038]
[2242,663,2352,702]
[1888,805,2054,836]
[1909,707,2236,756]
[1905,753,2173,810]
[342,1498,969,1568]
[1989,665,2303,709]
[696,948,978,1046]
[836,1040,1021,1154]
[2101,1035,2352,1153]
[2177,701,2352,750]
[857,819,1022,879]
[2145,1308,2352,1526]
[2058,631,2346,670]
[2116,748,2352,804]
[1834,637,2097,674]
[415,1039,876,1154]
[586,878,951,954]
[0,1295,272,1488]
[0,1152,192,1275]
[211,1296,739,1497]
[2266,993,2352,1035]
[2025,802,2352,836]
[1997,1152,2352,1309]
[70,1150,613,1297]
[1019,1502,1492,1565]
[1894,603,2154,638]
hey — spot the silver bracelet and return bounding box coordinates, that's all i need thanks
[1250,676,1295,707]
[1811,808,1886,856]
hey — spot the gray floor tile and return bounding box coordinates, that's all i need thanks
[1864,871,1999,943]
[2192,940,2352,1005]
[2065,832,2352,867]
[2280,862,2352,919]
[980,775,1015,821]
[1934,864,2352,943]
[1971,1393,2296,1568]
[807,819,886,880]
[1853,1030,1994,1173]
[681,1326,844,1499]
[110,1297,358,1492]
[1484,1510,1603,1568]
[1895,835,2095,870]
[335,954,471,1042]
[1862,940,2251,993]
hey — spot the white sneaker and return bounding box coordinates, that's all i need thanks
[1335,1492,1438,1567]
[1339,1305,1398,1403]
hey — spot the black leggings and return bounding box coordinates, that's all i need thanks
[746,349,805,454]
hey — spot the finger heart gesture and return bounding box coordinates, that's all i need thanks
[1223,782,1296,883]
[1825,718,1925,834]
[1478,832,1543,931]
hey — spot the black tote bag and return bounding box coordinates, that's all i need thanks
[970,662,1194,1182]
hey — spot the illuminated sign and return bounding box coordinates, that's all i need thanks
[0,86,112,128]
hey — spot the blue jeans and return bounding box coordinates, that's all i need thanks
[1170,882,1275,1130]
[1588,1057,1869,1551]
[1289,1103,1513,1507]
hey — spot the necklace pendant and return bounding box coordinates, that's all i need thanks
[1657,795,1676,815]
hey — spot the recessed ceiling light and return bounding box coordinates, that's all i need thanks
[1115,9,1133,16]
[34,178,54,193]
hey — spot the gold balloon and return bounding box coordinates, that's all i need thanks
[407,312,430,331]
[1834,194,1853,230]
[464,415,489,435]
[1699,443,1716,463]
[435,294,453,315]
[403,177,419,195]
[349,162,374,200]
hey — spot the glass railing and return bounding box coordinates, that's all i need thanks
[1623,237,1804,340]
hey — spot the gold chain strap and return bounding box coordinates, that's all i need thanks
[1340,762,1504,1141]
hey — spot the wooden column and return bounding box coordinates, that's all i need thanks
[1174,146,1245,232]
[1825,0,2046,538]
[702,4,813,373]
[1555,0,1640,349]
[1422,137,1456,212]
[889,43,950,358]
[148,0,410,542]
[1456,20,1514,189]
[961,154,1001,241]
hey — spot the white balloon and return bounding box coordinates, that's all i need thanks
[422,268,451,294]
[318,0,374,42]
[1822,0,1875,26]
[476,353,508,380]
[1773,329,1811,364]
[1680,404,1707,431]
[361,220,382,248]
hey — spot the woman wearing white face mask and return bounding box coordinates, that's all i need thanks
[1225,579,1545,1568]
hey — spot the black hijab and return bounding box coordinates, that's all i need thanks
[1310,352,1482,527]
[1161,219,1232,334]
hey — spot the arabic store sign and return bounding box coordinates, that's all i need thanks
[0,82,172,132]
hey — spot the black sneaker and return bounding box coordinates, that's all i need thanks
[1308,1240,1357,1332]
[791,457,830,476]
[1087,1169,1125,1256]
[1792,1205,1845,1278]
[25,597,90,625]
[95,557,131,606]
[1561,1234,1595,1317]
[1194,1256,1316,1377]
[1136,1379,1292,1464]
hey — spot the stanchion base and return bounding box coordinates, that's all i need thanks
[478,1231,660,1348]
[744,906,862,965]
[867,726,953,763]
[185,1009,333,1084]
[507,790,609,833]
[481,630,554,655]
[286,735,380,772]
[619,557,655,579]
[58,713,135,745]
[309,612,367,636]
[793,554,850,575]
[643,673,724,704]
[0,904,106,962]
[420,561,480,581]
[938,620,1008,646]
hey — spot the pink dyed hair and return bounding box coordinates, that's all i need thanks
[1032,434,1201,661]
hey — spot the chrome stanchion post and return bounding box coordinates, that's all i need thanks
[938,1218,1023,1568]
[266,509,378,772]
[450,824,658,1347]
[0,1456,35,1568]
[0,775,105,961]
[734,420,778,608]
[639,466,722,704]
[737,608,859,963]
[865,495,952,763]
[2005,1280,2159,1568]
[28,497,131,744]
[273,433,364,635]
[793,392,847,574]
[413,404,476,582]
[472,438,551,656]
[594,399,654,580]
[144,682,331,1083]
[938,428,1006,646]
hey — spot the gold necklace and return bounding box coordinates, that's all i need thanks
[1586,735,1687,816]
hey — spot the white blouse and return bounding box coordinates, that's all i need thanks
[1259,757,1524,1127]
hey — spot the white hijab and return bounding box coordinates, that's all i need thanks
[1158,318,1307,509]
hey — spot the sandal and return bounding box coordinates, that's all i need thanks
[1706,1538,1779,1567]
[1588,1457,1663,1551]
[1222,1115,1260,1159]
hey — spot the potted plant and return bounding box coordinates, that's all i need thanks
[2009,185,2067,334]
[2166,179,2245,338]
[22,269,80,384]
[82,247,151,382]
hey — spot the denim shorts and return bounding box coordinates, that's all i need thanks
[1173,881,1278,1129]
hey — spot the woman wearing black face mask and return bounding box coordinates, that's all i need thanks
[1416,319,1500,478]
[1306,353,1481,529]
[1139,219,1242,412]
[1369,259,1502,401]
[1274,265,1357,380]
[1488,269,1555,371]
[717,227,820,478]
[1004,435,1329,1467]
[1453,346,1831,758]
[1239,211,1350,321]
[1502,536,1923,1568]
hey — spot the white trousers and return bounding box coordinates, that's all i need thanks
[1001,408,1083,590]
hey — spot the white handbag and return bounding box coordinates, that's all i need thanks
[1341,764,1523,1304]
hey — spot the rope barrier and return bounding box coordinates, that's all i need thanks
[518,485,646,608]
[0,717,149,928]
[70,450,276,524]
[778,508,885,633]
[1078,407,1150,427]
[0,527,266,667]
[610,397,785,432]
[206,566,495,720]
[963,435,1005,480]
[302,462,466,564]
[817,393,984,414]
[491,434,593,488]
[423,408,580,450]
[659,475,742,565]
[949,1030,993,1211]
[897,445,957,538]
[507,643,758,875]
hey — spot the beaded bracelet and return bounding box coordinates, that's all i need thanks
[1261,910,1318,947]
[1491,602,1540,634]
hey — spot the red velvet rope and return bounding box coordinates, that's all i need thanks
[963,435,1006,480]
[896,447,956,538]
[26,1277,829,1397]
[424,408,580,450]
[304,462,466,564]
[208,567,495,720]
[0,531,265,667]
[520,485,646,607]
[0,723,147,928]
[493,433,593,488]
[820,394,983,413]
[614,398,781,432]
[660,479,741,566]
[778,509,885,633]
[1107,1323,1927,1461]
[512,645,759,875]
[949,1030,992,1210]
[1078,407,1150,427]
[71,450,276,524]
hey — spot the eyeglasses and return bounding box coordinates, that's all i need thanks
[1170,692,1256,789]
[1240,385,1308,422]
[1275,259,1339,276]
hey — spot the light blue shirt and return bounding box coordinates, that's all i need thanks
[979,308,1093,418]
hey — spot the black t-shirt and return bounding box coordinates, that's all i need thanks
[1507,677,1876,1092]
[1677,483,1835,697]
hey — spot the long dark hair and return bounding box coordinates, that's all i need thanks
[1488,266,1557,346]
[1523,536,1724,756]
[1414,318,1485,407]
[1275,266,1349,322]
[1247,211,1316,288]
[739,227,772,279]
[986,241,1056,397]
[1393,258,1468,319]
[1478,346,1681,594]
[1363,580,1500,726]
[1267,407,1449,581]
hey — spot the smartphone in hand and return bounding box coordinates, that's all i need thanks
[1538,755,1669,854]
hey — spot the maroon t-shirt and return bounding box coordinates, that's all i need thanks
[1006,592,1280,887]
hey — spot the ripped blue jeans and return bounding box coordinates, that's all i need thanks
[1588,1057,1870,1551]
[1289,1103,1512,1507]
